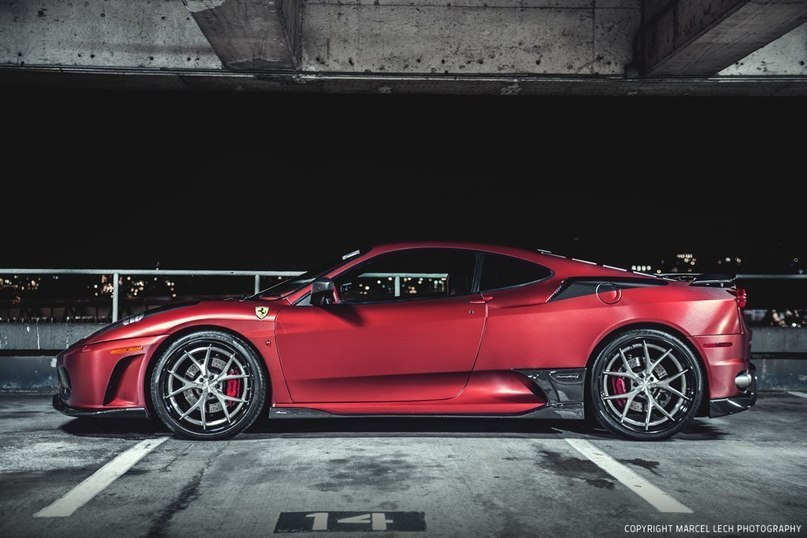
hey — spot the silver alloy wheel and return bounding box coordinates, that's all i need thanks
[161,341,252,433]
[598,337,697,434]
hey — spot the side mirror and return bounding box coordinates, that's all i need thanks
[310,277,336,306]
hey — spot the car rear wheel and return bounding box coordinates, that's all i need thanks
[590,329,703,441]
[150,330,266,440]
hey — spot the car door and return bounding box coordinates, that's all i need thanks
[471,253,557,371]
[275,249,485,403]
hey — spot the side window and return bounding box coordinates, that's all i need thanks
[336,249,477,304]
[480,254,550,291]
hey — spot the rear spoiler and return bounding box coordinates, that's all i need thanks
[658,273,736,287]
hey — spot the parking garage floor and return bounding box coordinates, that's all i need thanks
[0,393,805,537]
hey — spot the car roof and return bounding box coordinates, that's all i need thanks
[363,241,663,280]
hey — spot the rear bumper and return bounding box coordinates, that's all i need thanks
[52,394,148,419]
[709,363,757,418]
[693,333,752,400]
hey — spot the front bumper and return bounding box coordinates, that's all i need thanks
[709,363,757,418]
[55,334,166,409]
[52,394,148,419]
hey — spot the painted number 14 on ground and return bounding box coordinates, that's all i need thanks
[274,511,427,533]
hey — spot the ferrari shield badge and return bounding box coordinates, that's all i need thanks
[255,306,269,320]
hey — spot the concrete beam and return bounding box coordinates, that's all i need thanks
[183,0,298,69]
[638,0,807,76]
[3,65,807,95]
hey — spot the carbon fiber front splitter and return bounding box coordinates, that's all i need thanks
[52,394,148,419]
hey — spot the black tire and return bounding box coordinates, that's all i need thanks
[150,330,267,440]
[589,329,703,441]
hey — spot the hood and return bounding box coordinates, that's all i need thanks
[78,297,288,346]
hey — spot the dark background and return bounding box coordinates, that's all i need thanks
[3,90,804,273]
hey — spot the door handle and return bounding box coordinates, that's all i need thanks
[468,296,493,304]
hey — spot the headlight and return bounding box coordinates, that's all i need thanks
[80,313,147,344]
[119,313,144,326]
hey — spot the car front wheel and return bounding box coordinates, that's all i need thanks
[150,330,267,440]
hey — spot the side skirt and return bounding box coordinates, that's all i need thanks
[269,368,587,421]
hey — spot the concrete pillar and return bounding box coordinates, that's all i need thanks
[637,0,807,76]
[183,0,298,69]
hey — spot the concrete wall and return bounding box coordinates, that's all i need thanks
[300,0,640,74]
[0,356,56,392]
[750,327,807,354]
[0,323,102,392]
[0,323,103,352]
[754,355,807,392]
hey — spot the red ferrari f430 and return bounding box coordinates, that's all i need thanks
[54,243,756,440]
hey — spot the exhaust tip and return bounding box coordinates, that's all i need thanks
[735,370,753,390]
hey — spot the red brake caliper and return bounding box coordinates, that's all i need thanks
[611,377,628,408]
[225,369,240,408]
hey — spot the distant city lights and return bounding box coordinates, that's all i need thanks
[1,250,806,325]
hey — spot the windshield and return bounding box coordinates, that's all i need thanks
[253,249,366,298]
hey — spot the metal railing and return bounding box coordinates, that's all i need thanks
[1,269,304,322]
[1,269,805,323]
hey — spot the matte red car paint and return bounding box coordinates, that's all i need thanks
[693,334,750,399]
[275,294,486,402]
[59,335,165,409]
[55,242,751,417]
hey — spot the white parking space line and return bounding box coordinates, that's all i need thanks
[565,438,693,514]
[788,391,807,399]
[34,437,168,518]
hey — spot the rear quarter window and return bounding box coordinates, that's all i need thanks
[481,254,551,291]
